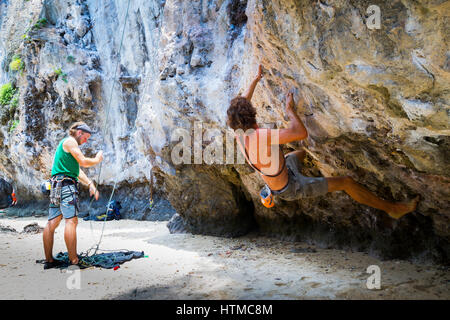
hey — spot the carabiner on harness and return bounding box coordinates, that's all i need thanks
[48,176,76,206]
[49,178,63,206]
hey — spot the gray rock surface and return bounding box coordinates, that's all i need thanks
[0,0,448,262]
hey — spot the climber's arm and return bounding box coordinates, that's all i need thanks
[243,65,263,102]
[78,168,99,201]
[77,169,91,187]
[277,92,308,144]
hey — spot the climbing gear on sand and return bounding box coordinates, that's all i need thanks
[83,200,122,221]
[106,200,122,220]
[71,259,91,270]
[37,250,144,270]
[260,185,275,208]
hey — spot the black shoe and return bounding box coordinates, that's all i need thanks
[43,259,63,270]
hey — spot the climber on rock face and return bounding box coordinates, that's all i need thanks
[42,121,103,269]
[227,65,419,219]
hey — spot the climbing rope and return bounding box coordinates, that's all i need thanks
[37,249,144,269]
[84,0,132,256]
[149,167,154,209]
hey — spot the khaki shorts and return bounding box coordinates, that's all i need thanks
[48,184,78,220]
[274,153,328,201]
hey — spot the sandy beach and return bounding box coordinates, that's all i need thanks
[0,216,448,300]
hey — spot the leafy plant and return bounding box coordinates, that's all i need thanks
[9,55,24,72]
[10,91,19,110]
[67,55,76,63]
[53,67,62,76]
[0,84,18,127]
[32,18,47,30]
[9,119,19,133]
[0,83,16,106]
[53,67,68,83]
[21,18,48,42]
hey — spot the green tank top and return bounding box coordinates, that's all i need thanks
[51,137,80,180]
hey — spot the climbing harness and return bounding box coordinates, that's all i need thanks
[48,179,61,206]
[48,175,77,207]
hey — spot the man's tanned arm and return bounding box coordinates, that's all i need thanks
[78,168,99,200]
[77,168,91,186]
[64,138,103,168]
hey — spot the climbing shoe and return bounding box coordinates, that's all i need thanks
[43,259,63,270]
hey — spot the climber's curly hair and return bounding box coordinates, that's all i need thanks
[227,96,257,131]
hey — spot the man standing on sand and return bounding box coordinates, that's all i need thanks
[42,122,103,269]
[227,65,419,219]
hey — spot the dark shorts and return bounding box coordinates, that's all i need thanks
[273,153,329,201]
[48,184,78,220]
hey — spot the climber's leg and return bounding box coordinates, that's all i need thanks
[326,176,419,219]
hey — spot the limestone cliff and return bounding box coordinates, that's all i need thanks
[0,0,448,262]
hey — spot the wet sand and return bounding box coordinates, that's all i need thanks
[0,216,448,300]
